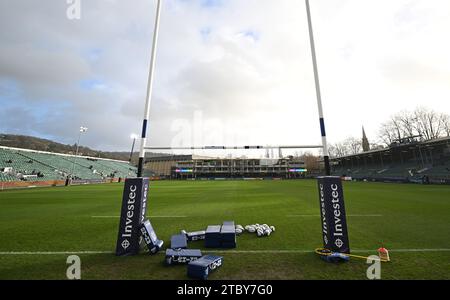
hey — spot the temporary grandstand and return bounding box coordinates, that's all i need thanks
[0,146,137,188]
[331,136,450,184]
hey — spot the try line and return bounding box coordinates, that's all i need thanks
[91,215,187,218]
[1,249,450,255]
[287,214,383,217]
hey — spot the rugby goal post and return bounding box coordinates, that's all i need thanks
[117,0,351,258]
[136,0,331,177]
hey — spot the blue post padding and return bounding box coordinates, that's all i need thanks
[319,118,326,137]
[141,119,148,138]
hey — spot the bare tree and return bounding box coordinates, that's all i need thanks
[378,107,447,146]
[298,152,320,171]
[397,110,417,137]
[413,107,443,140]
[440,113,450,137]
[378,121,398,146]
[328,142,350,158]
[329,137,363,158]
[345,137,362,155]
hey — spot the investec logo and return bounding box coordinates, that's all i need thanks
[209,259,222,271]
[319,184,328,244]
[141,182,148,223]
[330,183,344,248]
[121,184,138,245]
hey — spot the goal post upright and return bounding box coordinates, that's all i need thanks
[138,0,162,177]
[305,0,331,176]
[305,1,350,256]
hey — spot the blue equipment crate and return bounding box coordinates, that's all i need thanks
[187,255,223,280]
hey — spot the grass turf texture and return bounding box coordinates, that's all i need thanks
[0,180,449,280]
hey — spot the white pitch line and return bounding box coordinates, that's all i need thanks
[0,251,113,255]
[287,214,383,217]
[386,249,450,253]
[1,249,449,255]
[211,249,450,254]
[91,216,187,218]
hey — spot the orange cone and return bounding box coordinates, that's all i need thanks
[377,247,390,262]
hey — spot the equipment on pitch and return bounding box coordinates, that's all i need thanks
[205,222,237,248]
[165,249,203,265]
[181,230,206,242]
[115,178,149,256]
[170,234,188,250]
[205,225,222,248]
[140,219,164,254]
[187,255,224,280]
[244,223,275,237]
[377,247,390,262]
[316,248,349,263]
[235,225,244,235]
[315,248,390,263]
[317,176,350,254]
[221,221,236,248]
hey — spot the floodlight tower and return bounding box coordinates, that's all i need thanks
[129,134,138,163]
[137,0,162,177]
[305,0,331,175]
[71,126,88,180]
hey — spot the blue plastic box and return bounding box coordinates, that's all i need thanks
[187,255,223,280]
[220,225,236,248]
[205,225,221,248]
[171,234,188,249]
[165,249,203,265]
[185,230,206,242]
[140,220,164,254]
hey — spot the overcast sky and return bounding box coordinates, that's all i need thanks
[1,0,449,154]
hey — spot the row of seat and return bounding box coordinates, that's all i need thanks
[333,163,450,180]
[0,148,137,182]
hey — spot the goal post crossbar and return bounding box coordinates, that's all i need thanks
[144,145,323,150]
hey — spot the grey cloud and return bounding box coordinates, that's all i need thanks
[1,0,450,152]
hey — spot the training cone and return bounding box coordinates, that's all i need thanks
[377,247,390,262]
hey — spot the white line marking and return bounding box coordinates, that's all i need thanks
[0,251,113,255]
[1,249,449,255]
[211,249,450,254]
[387,249,450,253]
[287,214,383,217]
[91,216,187,218]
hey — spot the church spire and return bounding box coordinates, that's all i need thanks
[362,126,370,152]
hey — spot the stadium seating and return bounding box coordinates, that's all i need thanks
[333,161,450,183]
[0,147,137,182]
[0,148,62,181]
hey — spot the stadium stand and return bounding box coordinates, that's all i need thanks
[331,137,450,184]
[0,146,137,183]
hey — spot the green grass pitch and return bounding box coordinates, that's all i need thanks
[0,180,449,280]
